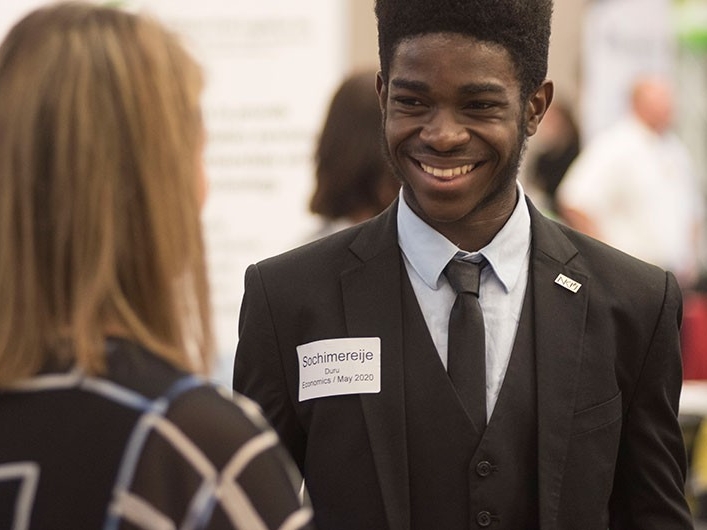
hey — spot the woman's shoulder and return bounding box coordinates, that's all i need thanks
[104,339,314,529]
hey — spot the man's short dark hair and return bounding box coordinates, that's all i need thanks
[375,0,553,100]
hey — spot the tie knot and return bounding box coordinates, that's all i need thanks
[445,259,482,296]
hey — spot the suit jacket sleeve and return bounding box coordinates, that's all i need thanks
[609,271,693,529]
[233,263,308,471]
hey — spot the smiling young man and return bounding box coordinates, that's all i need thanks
[234,1,694,529]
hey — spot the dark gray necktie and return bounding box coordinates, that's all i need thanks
[444,258,486,430]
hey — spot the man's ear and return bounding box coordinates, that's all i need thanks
[376,71,387,113]
[525,79,554,137]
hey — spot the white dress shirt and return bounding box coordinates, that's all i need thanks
[397,183,531,420]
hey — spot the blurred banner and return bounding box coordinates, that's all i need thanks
[0,1,347,386]
[675,0,707,52]
[674,0,707,195]
[580,0,675,142]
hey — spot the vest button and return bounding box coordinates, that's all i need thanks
[476,460,493,477]
[476,511,492,527]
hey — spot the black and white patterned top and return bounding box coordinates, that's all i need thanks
[0,338,314,530]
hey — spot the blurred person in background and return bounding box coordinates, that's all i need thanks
[307,69,400,241]
[0,3,313,529]
[524,99,580,220]
[557,74,704,289]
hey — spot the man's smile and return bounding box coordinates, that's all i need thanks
[419,162,476,178]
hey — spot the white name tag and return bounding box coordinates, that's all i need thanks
[297,337,381,402]
[554,273,582,293]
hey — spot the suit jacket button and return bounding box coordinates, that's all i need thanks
[476,511,492,527]
[476,460,492,477]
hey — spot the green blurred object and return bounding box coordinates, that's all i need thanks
[674,0,707,51]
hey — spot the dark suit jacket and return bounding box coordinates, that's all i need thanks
[234,197,693,529]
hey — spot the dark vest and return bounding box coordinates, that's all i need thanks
[403,266,539,529]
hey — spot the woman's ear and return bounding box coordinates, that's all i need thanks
[525,79,554,137]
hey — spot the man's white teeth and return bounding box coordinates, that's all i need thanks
[420,163,474,177]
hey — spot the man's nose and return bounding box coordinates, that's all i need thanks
[419,108,471,152]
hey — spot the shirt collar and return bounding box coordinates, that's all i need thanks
[397,181,531,293]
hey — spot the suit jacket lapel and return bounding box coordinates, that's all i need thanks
[527,200,589,529]
[341,200,411,530]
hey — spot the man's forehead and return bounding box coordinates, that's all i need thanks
[390,32,512,67]
[387,33,519,91]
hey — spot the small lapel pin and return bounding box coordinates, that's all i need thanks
[555,273,582,293]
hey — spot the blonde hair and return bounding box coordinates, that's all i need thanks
[0,2,213,383]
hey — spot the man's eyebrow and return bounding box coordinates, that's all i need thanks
[390,78,430,92]
[458,82,507,95]
[390,78,507,96]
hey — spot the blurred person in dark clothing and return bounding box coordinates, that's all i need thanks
[308,70,400,240]
[526,100,580,219]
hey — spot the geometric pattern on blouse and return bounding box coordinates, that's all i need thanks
[1,369,312,530]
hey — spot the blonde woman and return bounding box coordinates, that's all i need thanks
[0,3,313,529]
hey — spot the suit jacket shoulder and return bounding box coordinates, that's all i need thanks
[529,199,679,317]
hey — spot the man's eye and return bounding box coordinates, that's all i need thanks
[394,97,423,107]
[465,101,494,110]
